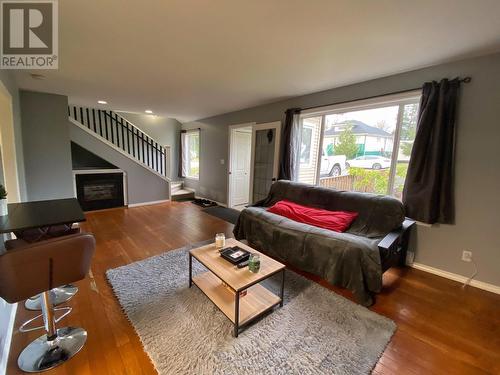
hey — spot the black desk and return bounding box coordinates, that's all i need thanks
[0,198,86,234]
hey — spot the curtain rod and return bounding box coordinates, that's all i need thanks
[299,76,471,112]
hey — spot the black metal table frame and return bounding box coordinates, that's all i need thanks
[189,252,285,337]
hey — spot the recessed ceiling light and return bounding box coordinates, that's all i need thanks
[98,100,107,104]
[145,110,153,114]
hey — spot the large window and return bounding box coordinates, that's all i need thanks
[297,92,420,199]
[182,130,200,179]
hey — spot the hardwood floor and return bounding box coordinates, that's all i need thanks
[6,201,500,374]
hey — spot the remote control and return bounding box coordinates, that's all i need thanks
[237,260,249,268]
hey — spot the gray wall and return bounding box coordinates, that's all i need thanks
[0,70,26,201]
[20,91,74,201]
[69,121,169,204]
[182,120,227,202]
[183,52,500,288]
[117,112,181,180]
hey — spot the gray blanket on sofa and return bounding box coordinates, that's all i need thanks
[233,181,405,306]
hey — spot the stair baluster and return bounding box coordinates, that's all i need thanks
[69,105,169,178]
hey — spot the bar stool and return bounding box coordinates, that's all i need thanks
[0,233,95,372]
[6,224,82,311]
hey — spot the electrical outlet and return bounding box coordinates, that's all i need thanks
[462,250,472,262]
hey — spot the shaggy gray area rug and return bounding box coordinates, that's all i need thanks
[106,241,396,374]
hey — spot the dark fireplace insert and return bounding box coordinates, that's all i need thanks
[75,173,124,211]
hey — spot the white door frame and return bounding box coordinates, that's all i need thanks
[0,80,20,202]
[227,122,255,208]
[249,121,281,204]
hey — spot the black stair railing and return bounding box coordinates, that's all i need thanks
[69,105,168,177]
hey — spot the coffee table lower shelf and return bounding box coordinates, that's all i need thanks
[192,271,281,335]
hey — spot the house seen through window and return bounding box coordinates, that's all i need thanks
[297,92,420,199]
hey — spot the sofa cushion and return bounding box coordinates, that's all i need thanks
[234,206,383,306]
[267,199,358,233]
[255,180,405,238]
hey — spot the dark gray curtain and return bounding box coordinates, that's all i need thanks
[178,130,186,178]
[278,108,301,180]
[403,78,460,224]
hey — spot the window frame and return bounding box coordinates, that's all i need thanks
[299,90,421,196]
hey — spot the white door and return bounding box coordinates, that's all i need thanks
[229,129,252,207]
[231,131,251,205]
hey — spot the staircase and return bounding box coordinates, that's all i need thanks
[68,106,169,180]
[170,181,195,201]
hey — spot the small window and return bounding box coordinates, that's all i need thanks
[182,130,200,179]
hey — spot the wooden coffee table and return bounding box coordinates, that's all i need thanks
[189,238,285,337]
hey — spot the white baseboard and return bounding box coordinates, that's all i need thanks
[194,195,227,207]
[127,199,170,208]
[411,262,500,295]
[0,303,17,375]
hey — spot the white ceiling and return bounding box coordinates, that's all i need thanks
[14,0,500,122]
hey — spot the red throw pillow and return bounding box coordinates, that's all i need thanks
[267,200,358,233]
